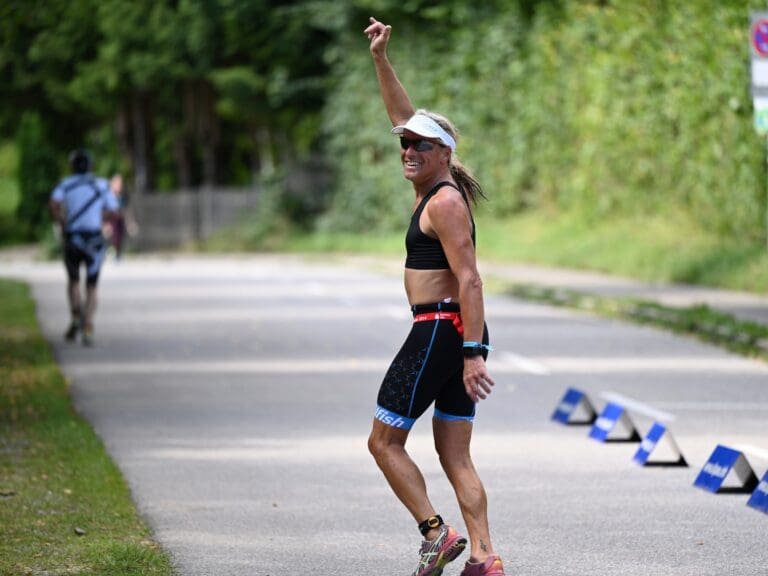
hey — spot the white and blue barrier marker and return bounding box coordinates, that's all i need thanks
[747,471,768,514]
[591,392,686,461]
[589,402,641,443]
[633,421,688,467]
[551,388,596,425]
[694,445,759,494]
[552,387,766,515]
[737,444,768,514]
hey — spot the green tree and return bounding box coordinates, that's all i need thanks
[321,0,765,244]
[15,112,59,238]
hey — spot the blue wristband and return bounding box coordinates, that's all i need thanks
[463,341,493,351]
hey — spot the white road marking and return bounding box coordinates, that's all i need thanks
[63,355,768,377]
[65,359,390,376]
[97,307,410,324]
[533,356,768,374]
[654,402,768,412]
[497,352,551,375]
[385,305,409,320]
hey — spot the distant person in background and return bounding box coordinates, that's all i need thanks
[49,149,119,346]
[102,173,137,260]
[364,17,505,576]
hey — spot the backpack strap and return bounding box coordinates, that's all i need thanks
[65,178,102,230]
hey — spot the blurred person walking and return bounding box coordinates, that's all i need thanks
[103,173,137,260]
[364,17,506,576]
[49,149,119,346]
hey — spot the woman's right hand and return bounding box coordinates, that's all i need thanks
[364,17,391,57]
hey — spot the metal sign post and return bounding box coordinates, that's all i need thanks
[750,12,768,249]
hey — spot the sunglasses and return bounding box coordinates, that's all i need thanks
[399,137,440,152]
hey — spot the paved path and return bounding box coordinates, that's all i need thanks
[335,255,768,326]
[2,254,768,575]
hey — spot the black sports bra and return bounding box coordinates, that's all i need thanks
[405,181,475,270]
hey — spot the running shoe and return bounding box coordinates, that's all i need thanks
[64,320,80,341]
[411,524,467,576]
[459,555,505,576]
[81,326,94,347]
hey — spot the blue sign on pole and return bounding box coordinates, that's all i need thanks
[747,472,768,514]
[589,402,639,443]
[694,445,758,494]
[551,388,595,425]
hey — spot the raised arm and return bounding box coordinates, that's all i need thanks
[364,17,415,127]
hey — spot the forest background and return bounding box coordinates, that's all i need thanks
[1,0,767,291]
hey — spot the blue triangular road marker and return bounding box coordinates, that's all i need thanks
[589,402,640,443]
[747,471,768,514]
[633,422,687,467]
[694,445,759,494]
[551,388,596,425]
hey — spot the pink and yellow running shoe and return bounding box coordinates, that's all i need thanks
[411,524,467,576]
[459,554,506,576]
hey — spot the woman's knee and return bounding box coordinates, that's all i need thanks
[434,438,473,476]
[368,422,408,461]
[368,431,384,459]
[434,433,470,465]
[438,450,473,476]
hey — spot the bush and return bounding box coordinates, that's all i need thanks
[320,1,766,244]
[15,113,60,239]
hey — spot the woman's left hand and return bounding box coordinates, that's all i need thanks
[463,356,495,403]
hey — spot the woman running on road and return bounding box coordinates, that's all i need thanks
[365,16,506,576]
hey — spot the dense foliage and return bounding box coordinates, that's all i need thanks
[1,0,766,244]
[323,0,766,243]
[0,0,331,192]
[15,113,59,237]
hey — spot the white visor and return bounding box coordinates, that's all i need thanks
[391,113,456,151]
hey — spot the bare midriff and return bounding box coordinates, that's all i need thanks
[404,268,459,306]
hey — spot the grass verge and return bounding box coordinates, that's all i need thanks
[201,206,768,293]
[475,209,768,294]
[508,283,768,362]
[0,279,175,575]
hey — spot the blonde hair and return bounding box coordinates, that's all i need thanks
[414,108,486,205]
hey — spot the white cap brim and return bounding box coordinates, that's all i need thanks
[391,114,456,151]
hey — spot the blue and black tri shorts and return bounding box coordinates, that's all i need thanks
[375,301,489,430]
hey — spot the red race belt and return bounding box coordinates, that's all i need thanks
[413,311,464,336]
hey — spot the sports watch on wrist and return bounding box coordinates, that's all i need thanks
[462,342,486,357]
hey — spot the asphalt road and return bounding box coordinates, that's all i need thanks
[4,255,768,576]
